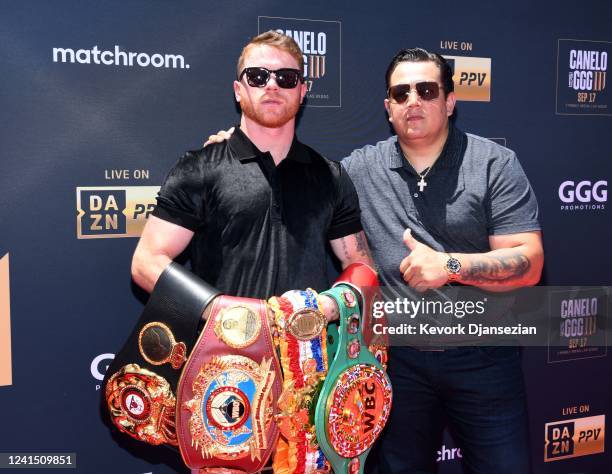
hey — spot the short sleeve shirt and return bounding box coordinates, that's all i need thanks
[341,126,541,289]
[152,127,362,298]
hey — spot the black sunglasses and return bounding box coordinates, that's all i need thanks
[387,82,443,103]
[239,67,304,89]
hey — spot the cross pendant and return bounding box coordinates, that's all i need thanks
[417,177,427,192]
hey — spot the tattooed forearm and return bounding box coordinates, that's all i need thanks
[355,231,373,259]
[462,251,530,284]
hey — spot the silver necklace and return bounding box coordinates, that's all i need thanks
[400,148,437,192]
[417,166,433,192]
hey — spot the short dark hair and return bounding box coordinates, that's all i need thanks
[385,48,454,95]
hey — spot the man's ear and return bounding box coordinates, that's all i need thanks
[299,81,307,104]
[233,80,242,102]
[384,98,392,122]
[445,91,456,117]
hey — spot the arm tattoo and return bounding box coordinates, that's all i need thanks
[341,237,351,261]
[463,251,530,284]
[355,231,373,259]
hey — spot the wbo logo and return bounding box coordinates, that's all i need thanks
[258,16,341,107]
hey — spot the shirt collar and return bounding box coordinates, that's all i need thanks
[388,124,465,172]
[229,126,311,164]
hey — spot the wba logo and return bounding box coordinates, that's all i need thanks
[76,186,159,238]
[544,414,605,461]
[556,39,611,115]
[259,16,341,107]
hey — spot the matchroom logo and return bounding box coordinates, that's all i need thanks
[76,186,159,239]
[556,39,610,115]
[545,414,605,461]
[443,55,491,102]
[0,253,12,387]
[259,16,341,107]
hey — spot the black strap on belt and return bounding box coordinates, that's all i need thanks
[103,262,222,392]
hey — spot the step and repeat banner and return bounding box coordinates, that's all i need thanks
[1,1,611,473]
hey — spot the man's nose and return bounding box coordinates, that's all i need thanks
[264,73,280,90]
[405,88,421,106]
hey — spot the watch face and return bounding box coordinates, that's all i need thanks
[447,257,461,274]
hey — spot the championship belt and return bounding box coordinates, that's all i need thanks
[315,286,392,474]
[104,263,221,446]
[333,263,388,370]
[176,296,283,472]
[268,289,331,474]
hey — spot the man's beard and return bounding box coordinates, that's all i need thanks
[240,95,300,128]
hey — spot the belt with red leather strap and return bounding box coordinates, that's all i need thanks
[176,295,283,472]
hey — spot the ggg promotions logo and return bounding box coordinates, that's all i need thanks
[556,39,610,115]
[548,288,608,363]
[545,414,605,461]
[76,186,159,238]
[558,180,607,211]
[258,16,341,107]
[0,254,12,387]
[443,55,492,101]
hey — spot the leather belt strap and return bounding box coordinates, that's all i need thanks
[104,263,221,446]
[176,295,282,472]
[315,286,393,474]
[333,263,388,370]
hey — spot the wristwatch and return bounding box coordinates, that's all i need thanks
[445,253,461,282]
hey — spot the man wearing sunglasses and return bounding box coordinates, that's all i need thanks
[341,48,543,473]
[204,47,543,472]
[132,31,372,343]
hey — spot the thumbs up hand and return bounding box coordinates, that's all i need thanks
[399,229,449,292]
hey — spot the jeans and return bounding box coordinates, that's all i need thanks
[370,346,531,474]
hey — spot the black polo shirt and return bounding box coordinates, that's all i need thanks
[152,127,362,298]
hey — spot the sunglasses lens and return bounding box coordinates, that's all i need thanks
[241,67,301,88]
[389,84,411,104]
[415,82,440,101]
[274,69,300,88]
[245,68,270,87]
[388,82,441,103]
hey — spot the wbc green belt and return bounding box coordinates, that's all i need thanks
[315,286,392,474]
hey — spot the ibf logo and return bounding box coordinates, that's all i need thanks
[0,253,12,387]
[544,415,605,461]
[443,55,492,102]
[76,186,159,238]
[259,16,341,107]
[558,180,607,211]
[556,39,611,115]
